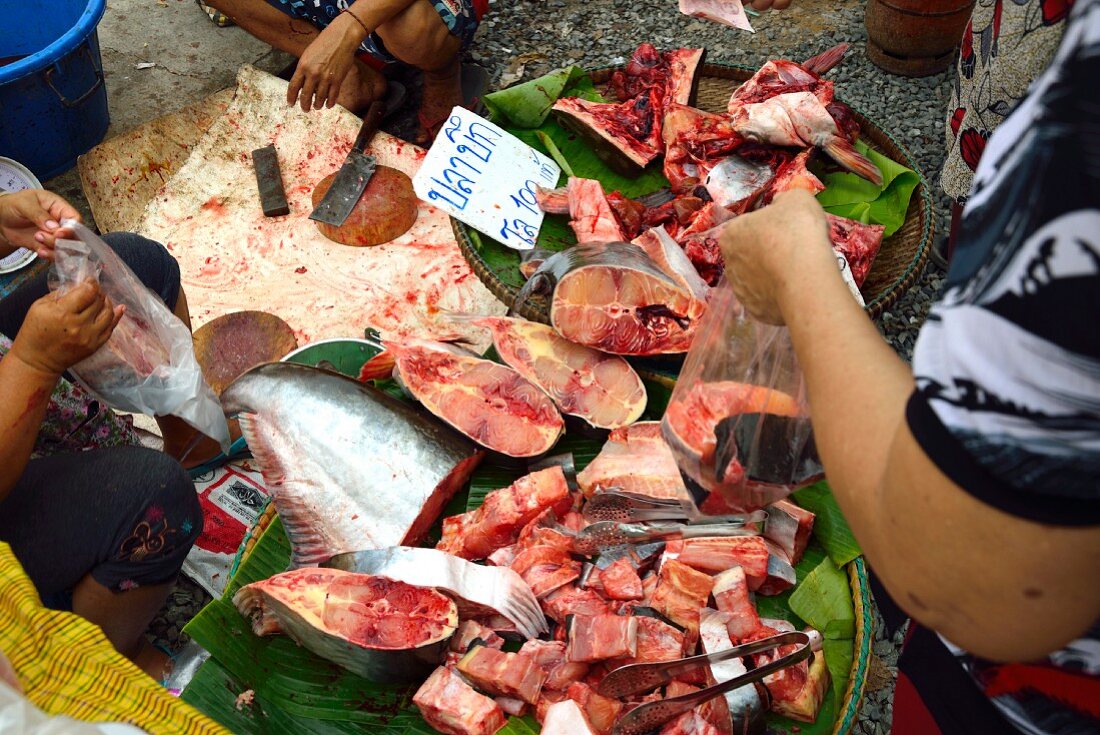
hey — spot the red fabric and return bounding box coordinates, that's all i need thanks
[473,0,489,19]
[891,670,944,735]
[355,51,389,71]
[982,663,1100,719]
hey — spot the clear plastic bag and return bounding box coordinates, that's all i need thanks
[48,222,230,450]
[661,277,821,512]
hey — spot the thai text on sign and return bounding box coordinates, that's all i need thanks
[413,106,562,251]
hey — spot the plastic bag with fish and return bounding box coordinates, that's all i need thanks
[661,278,821,512]
[48,221,229,449]
[515,242,706,356]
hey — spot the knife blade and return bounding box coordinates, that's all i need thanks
[309,100,386,227]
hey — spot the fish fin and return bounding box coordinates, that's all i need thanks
[822,136,883,186]
[357,351,396,382]
[802,43,850,75]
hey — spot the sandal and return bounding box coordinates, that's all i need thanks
[186,435,250,480]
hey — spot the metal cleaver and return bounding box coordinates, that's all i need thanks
[308,99,386,227]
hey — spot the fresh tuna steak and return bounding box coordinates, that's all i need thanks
[220,362,483,566]
[386,338,565,457]
[468,316,647,429]
[517,242,706,355]
[233,568,457,683]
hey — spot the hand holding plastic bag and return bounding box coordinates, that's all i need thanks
[48,222,229,450]
[662,277,821,512]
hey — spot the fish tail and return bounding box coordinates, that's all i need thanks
[802,43,850,75]
[357,351,396,382]
[822,136,883,186]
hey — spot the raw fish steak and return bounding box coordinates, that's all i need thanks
[468,316,647,429]
[518,242,707,356]
[576,422,691,502]
[679,0,754,32]
[233,567,458,682]
[386,338,565,457]
[826,213,885,286]
[220,362,484,566]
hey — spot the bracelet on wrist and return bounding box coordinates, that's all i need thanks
[340,8,370,38]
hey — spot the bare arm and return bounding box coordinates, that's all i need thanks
[0,282,124,502]
[720,191,1100,661]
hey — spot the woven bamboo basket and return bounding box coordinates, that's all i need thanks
[453,64,933,322]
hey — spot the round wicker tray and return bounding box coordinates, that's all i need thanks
[453,63,933,322]
[229,508,874,735]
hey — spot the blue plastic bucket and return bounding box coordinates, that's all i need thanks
[0,0,109,180]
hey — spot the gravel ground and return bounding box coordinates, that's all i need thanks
[150,1,954,731]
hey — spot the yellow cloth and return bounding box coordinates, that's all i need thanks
[0,543,228,735]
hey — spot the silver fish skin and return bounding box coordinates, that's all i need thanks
[699,608,767,735]
[221,362,484,567]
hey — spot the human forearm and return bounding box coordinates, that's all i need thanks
[347,0,417,32]
[0,353,58,502]
[778,267,1100,661]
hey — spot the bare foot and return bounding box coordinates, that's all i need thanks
[132,639,172,682]
[336,60,387,114]
[417,56,462,146]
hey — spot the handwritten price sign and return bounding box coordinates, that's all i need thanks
[412,106,561,251]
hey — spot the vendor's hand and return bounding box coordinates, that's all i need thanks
[288,13,366,112]
[10,281,124,377]
[747,0,792,9]
[0,189,81,258]
[718,189,836,325]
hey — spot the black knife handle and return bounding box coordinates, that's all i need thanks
[352,100,386,154]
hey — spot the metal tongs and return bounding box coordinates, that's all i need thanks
[572,520,762,556]
[583,489,768,527]
[598,631,812,735]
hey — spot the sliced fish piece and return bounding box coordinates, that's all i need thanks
[386,338,564,457]
[233,567,457,683]
[542,700,599,735]
[703,155,774,211]
[630,226,710,301]
[730,91,882,185]
[221,362,484,566]
[577,422,691,502]
[413,665,507,735]
[699,608,766,733]
[463,315,647,429]
[568,177,627,244]
[517,242,706,356]
[679,0,754,32]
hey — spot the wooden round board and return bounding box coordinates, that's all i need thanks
[225,339,874,735]
[453,63,933,322]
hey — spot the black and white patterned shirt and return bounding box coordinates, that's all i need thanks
[908,2,1100,732]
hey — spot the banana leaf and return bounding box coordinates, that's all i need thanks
[789,556,856,641]
[792,482,862,566]
[816,140,920,237]
[483,66,588,128]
